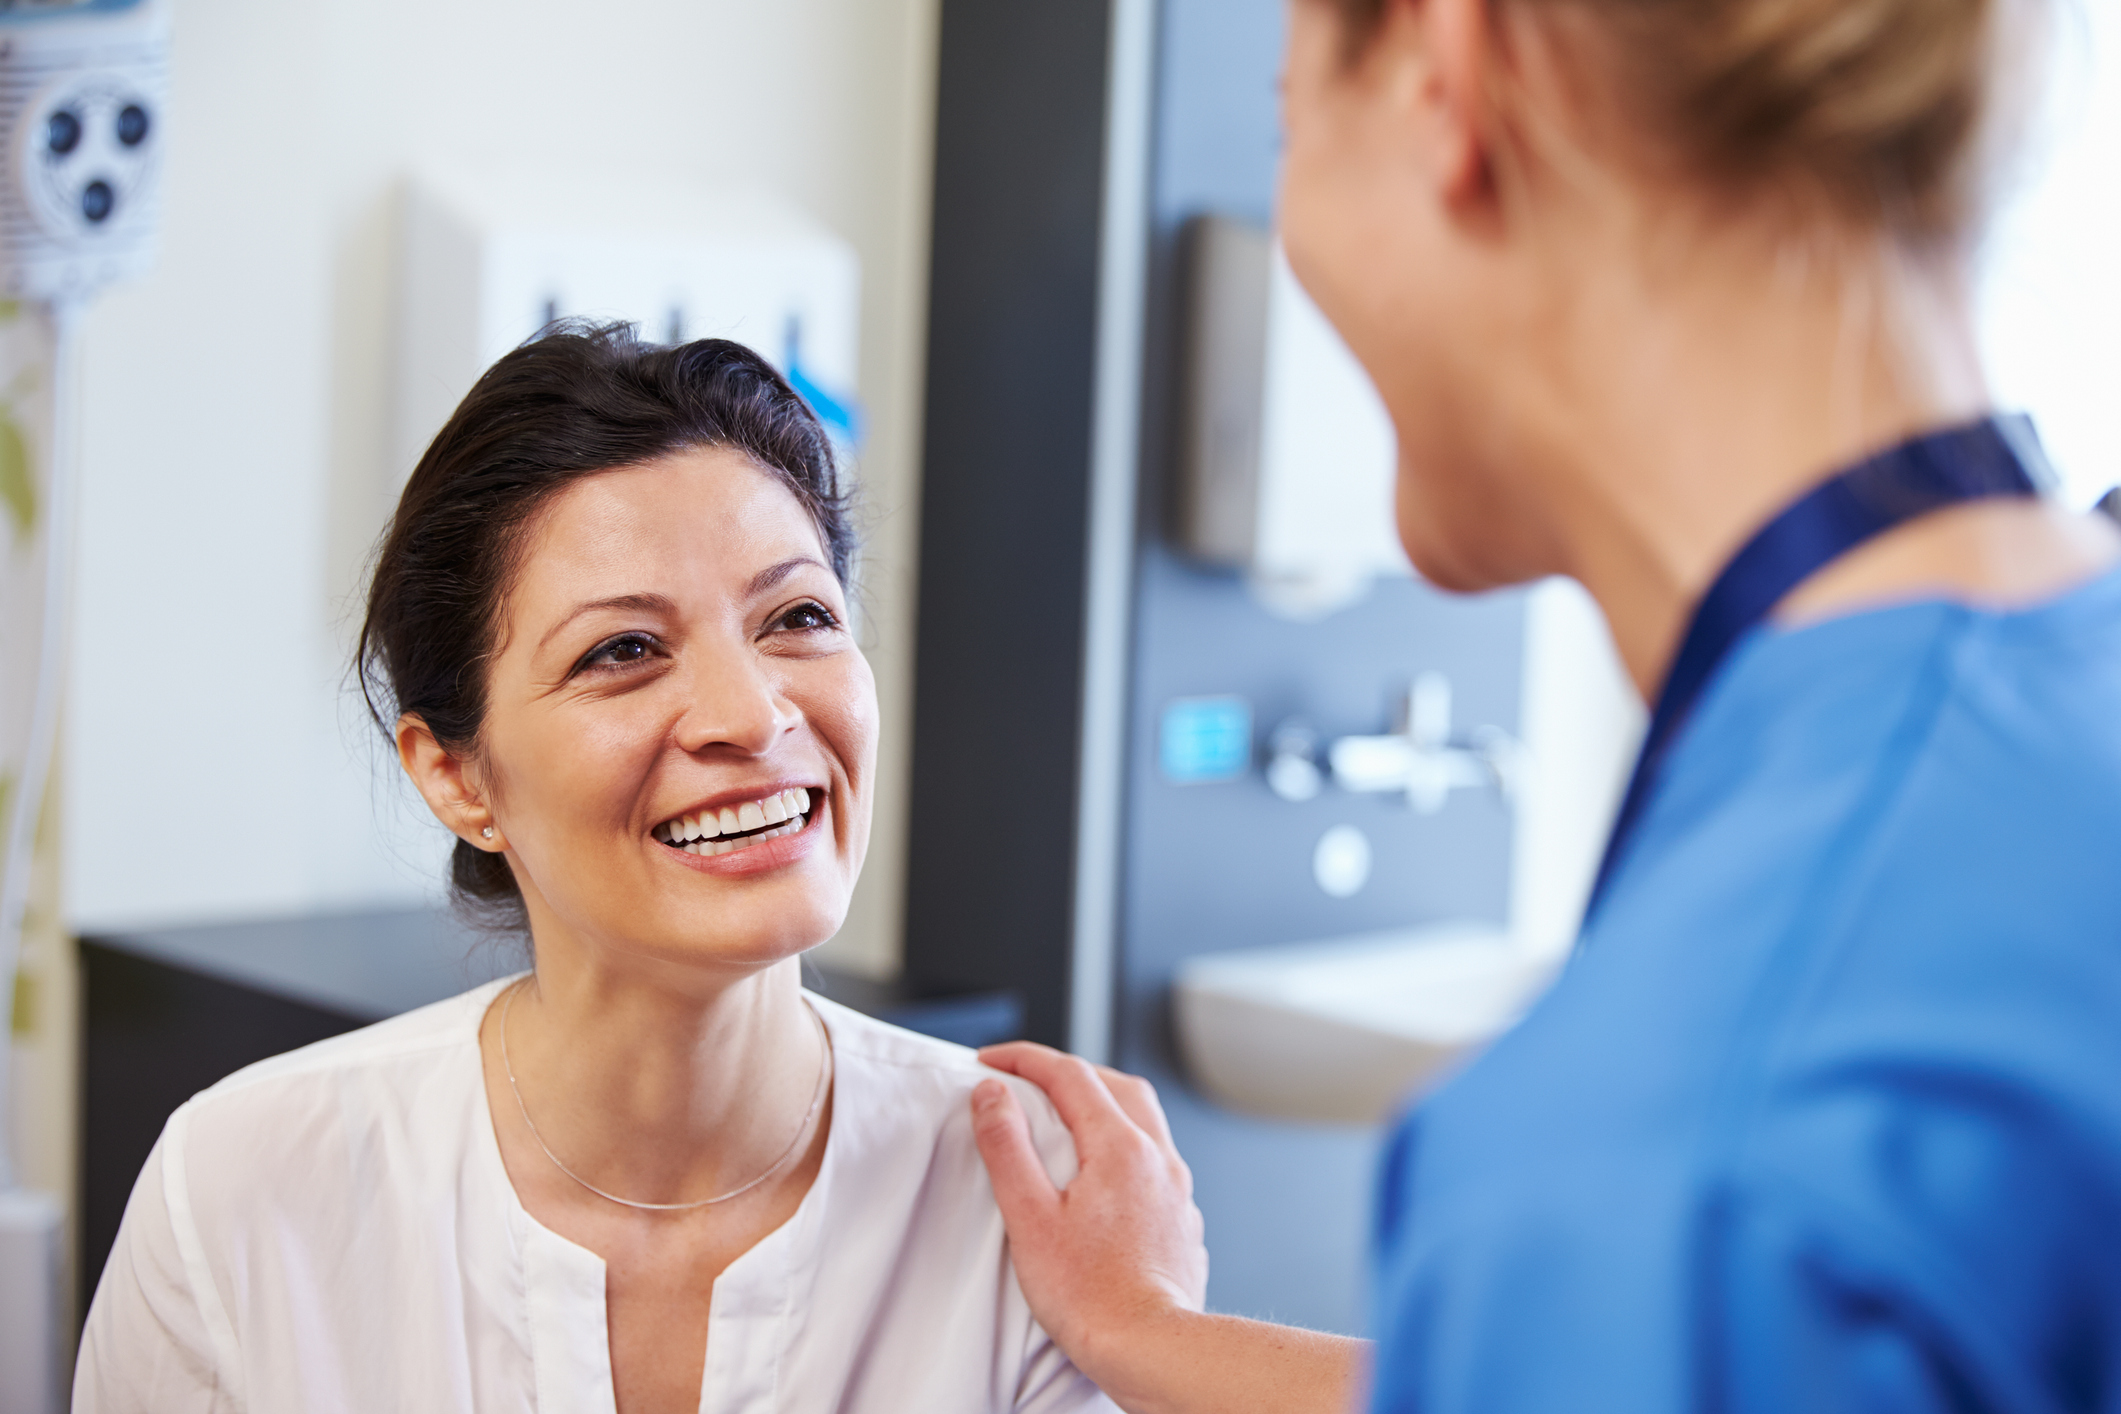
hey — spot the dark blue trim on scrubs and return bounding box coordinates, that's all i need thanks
[1587,416,2044,924]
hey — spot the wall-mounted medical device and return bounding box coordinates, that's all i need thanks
[1176,214,1410,619]
[0,7,171,1408]
[0,0,167,303]
[395,170,862,497]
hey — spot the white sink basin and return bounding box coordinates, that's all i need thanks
[1173,923,1563,1125]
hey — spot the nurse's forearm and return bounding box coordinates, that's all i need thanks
[1084,1308,1368,1414]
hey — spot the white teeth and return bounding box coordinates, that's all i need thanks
[661,789,817,850]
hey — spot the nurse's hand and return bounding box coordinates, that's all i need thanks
[973,1043,1365,1414]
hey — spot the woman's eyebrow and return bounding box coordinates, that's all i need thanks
[536,592,678,654]
[747,556,828,598]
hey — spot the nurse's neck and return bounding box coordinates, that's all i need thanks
[1518,221,2121,702]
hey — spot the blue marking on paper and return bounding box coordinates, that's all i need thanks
[1159,696,1253,785]
[785,316,862,445]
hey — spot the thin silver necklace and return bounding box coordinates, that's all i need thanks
[499,979,831,1213]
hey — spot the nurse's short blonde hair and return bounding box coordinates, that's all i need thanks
[1325,0,2022,249]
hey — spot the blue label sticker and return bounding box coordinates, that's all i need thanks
[1159,696,1253,784]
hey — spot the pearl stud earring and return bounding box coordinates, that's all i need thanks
[481,827,494,840]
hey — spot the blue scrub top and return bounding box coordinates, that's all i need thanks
[1370,564,2121,1413]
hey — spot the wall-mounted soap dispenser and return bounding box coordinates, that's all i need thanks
[1176,215,1410,619]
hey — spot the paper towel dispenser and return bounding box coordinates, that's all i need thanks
[1176,215,1411,618]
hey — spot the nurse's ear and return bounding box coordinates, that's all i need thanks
[1355,0,1509,219]
[396,713,507,852]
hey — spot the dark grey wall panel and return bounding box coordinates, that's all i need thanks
[904,2,1116,1045]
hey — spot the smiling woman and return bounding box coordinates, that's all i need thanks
[73,327,1121,1414]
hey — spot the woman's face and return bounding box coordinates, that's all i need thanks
[1277,0,1566,592]
[467,448,875,976]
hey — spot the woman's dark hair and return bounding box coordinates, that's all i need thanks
[356,322,854,932]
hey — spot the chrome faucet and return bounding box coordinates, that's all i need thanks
[1268,673,1521,814]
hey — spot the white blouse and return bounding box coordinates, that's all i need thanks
[76,977,1115,1414]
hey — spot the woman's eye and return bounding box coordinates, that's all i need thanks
[775,602,840,633]
[577,633,657,672]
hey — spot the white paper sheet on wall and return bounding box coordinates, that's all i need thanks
[1980,5,2121,511]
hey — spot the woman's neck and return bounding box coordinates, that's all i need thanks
[493,946,826,1206]
[1512,225,2118,697]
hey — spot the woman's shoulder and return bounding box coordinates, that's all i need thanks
[808,993,1079,1187]
[186,974,509,1108]
[165,977,511,1207]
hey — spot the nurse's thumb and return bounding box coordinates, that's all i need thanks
[972,1078,1061,1223]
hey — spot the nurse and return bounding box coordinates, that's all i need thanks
[970,0,2121,1410]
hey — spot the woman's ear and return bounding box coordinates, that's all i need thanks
[396,714,506,851]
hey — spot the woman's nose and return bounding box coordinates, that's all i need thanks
[671,649,801,757]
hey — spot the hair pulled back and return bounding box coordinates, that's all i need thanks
[357,323,854,932]
[1332,0,2010,245]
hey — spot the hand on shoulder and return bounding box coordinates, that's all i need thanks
[971,1043,1365,1414]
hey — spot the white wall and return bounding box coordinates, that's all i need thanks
[61,0,939,978]
[1980,2,2121,508]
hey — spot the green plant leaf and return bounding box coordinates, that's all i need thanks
[0,409,33,541]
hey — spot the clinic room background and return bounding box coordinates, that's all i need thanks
[1,0,2117,1400]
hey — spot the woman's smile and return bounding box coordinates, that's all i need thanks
[652,783,827,875]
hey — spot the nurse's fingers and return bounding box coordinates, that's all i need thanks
[1096,1064,1177,1150]
[978,1042,1136,1149]
[969,1078,1061,1223]
[980,1042,1179,1155]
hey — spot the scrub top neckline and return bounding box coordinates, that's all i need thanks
[459,973,846,1403]
[1586,415,2049,922]
[1763,550,2121,642]
[1747,551,2121,665]
[1583,555,2121,940]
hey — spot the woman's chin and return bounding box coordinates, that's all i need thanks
[626,898,847,976]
